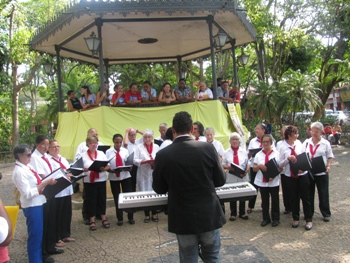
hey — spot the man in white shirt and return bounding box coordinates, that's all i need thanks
[155,123,168,142]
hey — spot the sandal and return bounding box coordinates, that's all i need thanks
[152,215,159,222]
[89,221,97,231]
[247,209,253,214]
[229,216,236,221]
[62,237,75,242]
[144,216,150,223]
[55,240,66,247]
[102,220,110,229]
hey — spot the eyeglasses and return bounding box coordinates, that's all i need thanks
[230,138,239,141]
[262,141,271,144]
[50,146,60,149]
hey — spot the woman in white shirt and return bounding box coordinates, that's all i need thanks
[204,127,225,158]
[133,129,160,223]
[278,126,313,230]
[48,140,75,244]
[12,144,55,263]
[222,132,250,221]
[303,122,333,224]
[106,134,134,226]
[253,134,281,227]
[82,135,110,231]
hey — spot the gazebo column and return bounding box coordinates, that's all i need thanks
[96,18,106,105]
[55,45,63,111]
[104,59,109,82]
[207,15,218,100]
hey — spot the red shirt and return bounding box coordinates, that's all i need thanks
[125,90,141,102]
[112,93,126,104]
[229,90,241,101]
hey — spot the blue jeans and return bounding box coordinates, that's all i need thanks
[176,229,221,263]
[23,205,43,263]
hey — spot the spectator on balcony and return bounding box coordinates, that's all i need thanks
[80,86,97,108]
[67,90,87,111]
[96,81,111,105]
[174,79,193,103]
[229,85,241,104]
[194,82,213,101]
[158,83,175,104]
[125,83,142,105]
[112,84,126,105]
[141,81,157,103]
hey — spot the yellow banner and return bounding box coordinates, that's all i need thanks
[56,101,240,160]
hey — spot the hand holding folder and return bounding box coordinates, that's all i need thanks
[88,158,112,172]
[261,158,280,181]
[42,168,72,199]
[229,163,246,177]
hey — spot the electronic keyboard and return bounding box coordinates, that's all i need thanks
[118,182,257,210]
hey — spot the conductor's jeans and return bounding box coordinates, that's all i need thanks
[176,229,221,263]
[23,205,43,263]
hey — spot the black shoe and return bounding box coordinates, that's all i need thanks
[324,217,330,222]
[128,219,135,225]
[83,219,90,225]
[48,249,64,255]
[260,220,271,227]
[292,221,299,228]
[117,221,123,226]
[305,223,313,230]
[43,256,55,263]
[271,220,279,227]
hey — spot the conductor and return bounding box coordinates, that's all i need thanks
[152,111,226,262]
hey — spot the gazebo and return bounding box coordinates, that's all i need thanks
[30,0,257,110]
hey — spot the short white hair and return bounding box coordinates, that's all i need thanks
[229,132,241,140]
[143,128,154,138]
[310,121,324,131]
[204,127,215,135]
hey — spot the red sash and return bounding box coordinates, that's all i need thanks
[87,150,99,183]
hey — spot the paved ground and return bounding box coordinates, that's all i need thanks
[1,145,350,263]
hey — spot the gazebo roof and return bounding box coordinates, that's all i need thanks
[30,0,256,65]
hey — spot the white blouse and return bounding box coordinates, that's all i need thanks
[253,149,280,187]
[106,147,131,181]
[222,147,249,183]
[12,161,46,208]
[81,150,108,183]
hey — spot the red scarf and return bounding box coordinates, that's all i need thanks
[309,144,320,159]
[87,149,99,183]
[145,143,154,169]
[51,157,67,170]
[231,146,239,165]
[16,163,42,194]
[41,155,53,173]
[115,149,123,177]
[262,150,273,182]
[257,138,262,147]
[289,146,298,178]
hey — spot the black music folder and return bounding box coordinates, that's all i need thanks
[310,156,326,174]
[154,139,163,147]
[289,152,312,175]
[67,157,84,176]
[42,168,72,199]
[88,158,112,172]
[229,163,246,177]
[261,158,280,181]
[249,148,262,157]
[125,152,134,166]
[114,165,133,172]
[97,145,110,153]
